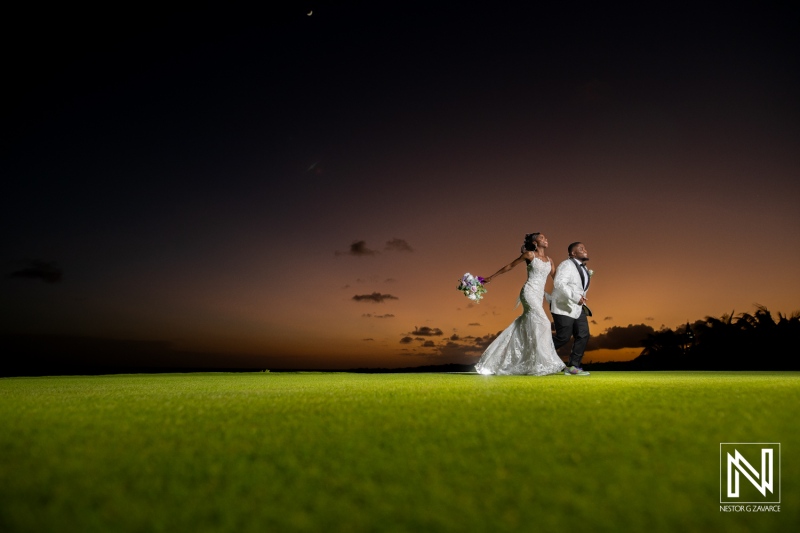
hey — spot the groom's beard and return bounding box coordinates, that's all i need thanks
[581,258,590,263]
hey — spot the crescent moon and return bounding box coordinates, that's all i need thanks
[307,10,313,16]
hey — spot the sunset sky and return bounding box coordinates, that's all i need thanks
[2,2,799,370]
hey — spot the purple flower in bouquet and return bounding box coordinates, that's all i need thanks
[456,272,487,303]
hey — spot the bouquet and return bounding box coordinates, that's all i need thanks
[457,272,487,303]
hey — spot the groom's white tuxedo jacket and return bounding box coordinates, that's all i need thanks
[551,258,590,319]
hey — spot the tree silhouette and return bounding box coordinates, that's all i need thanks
[588,305,800,371]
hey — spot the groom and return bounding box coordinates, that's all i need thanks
[551,242,592,376]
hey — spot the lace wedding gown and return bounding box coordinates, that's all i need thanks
[475,257,566,376]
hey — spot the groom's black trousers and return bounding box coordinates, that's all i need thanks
[552,310,590,368]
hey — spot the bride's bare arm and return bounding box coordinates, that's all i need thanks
[484,252,533,283]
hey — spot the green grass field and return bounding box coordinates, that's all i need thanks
[1,372,797,532]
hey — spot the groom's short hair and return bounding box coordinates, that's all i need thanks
[568,242,582,255]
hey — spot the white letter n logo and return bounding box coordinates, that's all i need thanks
[727,448,773,497]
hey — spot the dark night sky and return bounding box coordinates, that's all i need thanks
[3,2,799,370]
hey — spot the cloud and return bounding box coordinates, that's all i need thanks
[468,323,481,326]
[352,292,398,303]
[645,317,655,321]
[412,326,443,336]
[385,238,414,252]
[362,338,374,341]
[335,238,412,256]
[384,278,396,283]
[586,324,655,351]
[398,328,503,362]
[416,337,488,361]
[474,332,500,349]
[436,341,484,357]
[604,316,613,321]
[590,320,598,325]
[8,260,63,283]
[335,240,379,257]
[362,313,395,318]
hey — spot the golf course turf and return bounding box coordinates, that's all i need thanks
[1,371,797,532]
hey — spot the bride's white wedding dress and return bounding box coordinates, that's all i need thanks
[475,257,566,376]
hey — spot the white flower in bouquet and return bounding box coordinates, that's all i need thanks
[456,272,487,303]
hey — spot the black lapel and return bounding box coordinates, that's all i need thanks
[573,259,586,288]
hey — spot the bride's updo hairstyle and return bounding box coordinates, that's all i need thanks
[521,232,541,253]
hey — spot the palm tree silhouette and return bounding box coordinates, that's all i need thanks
[627,305,800,370]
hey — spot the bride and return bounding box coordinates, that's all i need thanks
[474,232,566,376]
